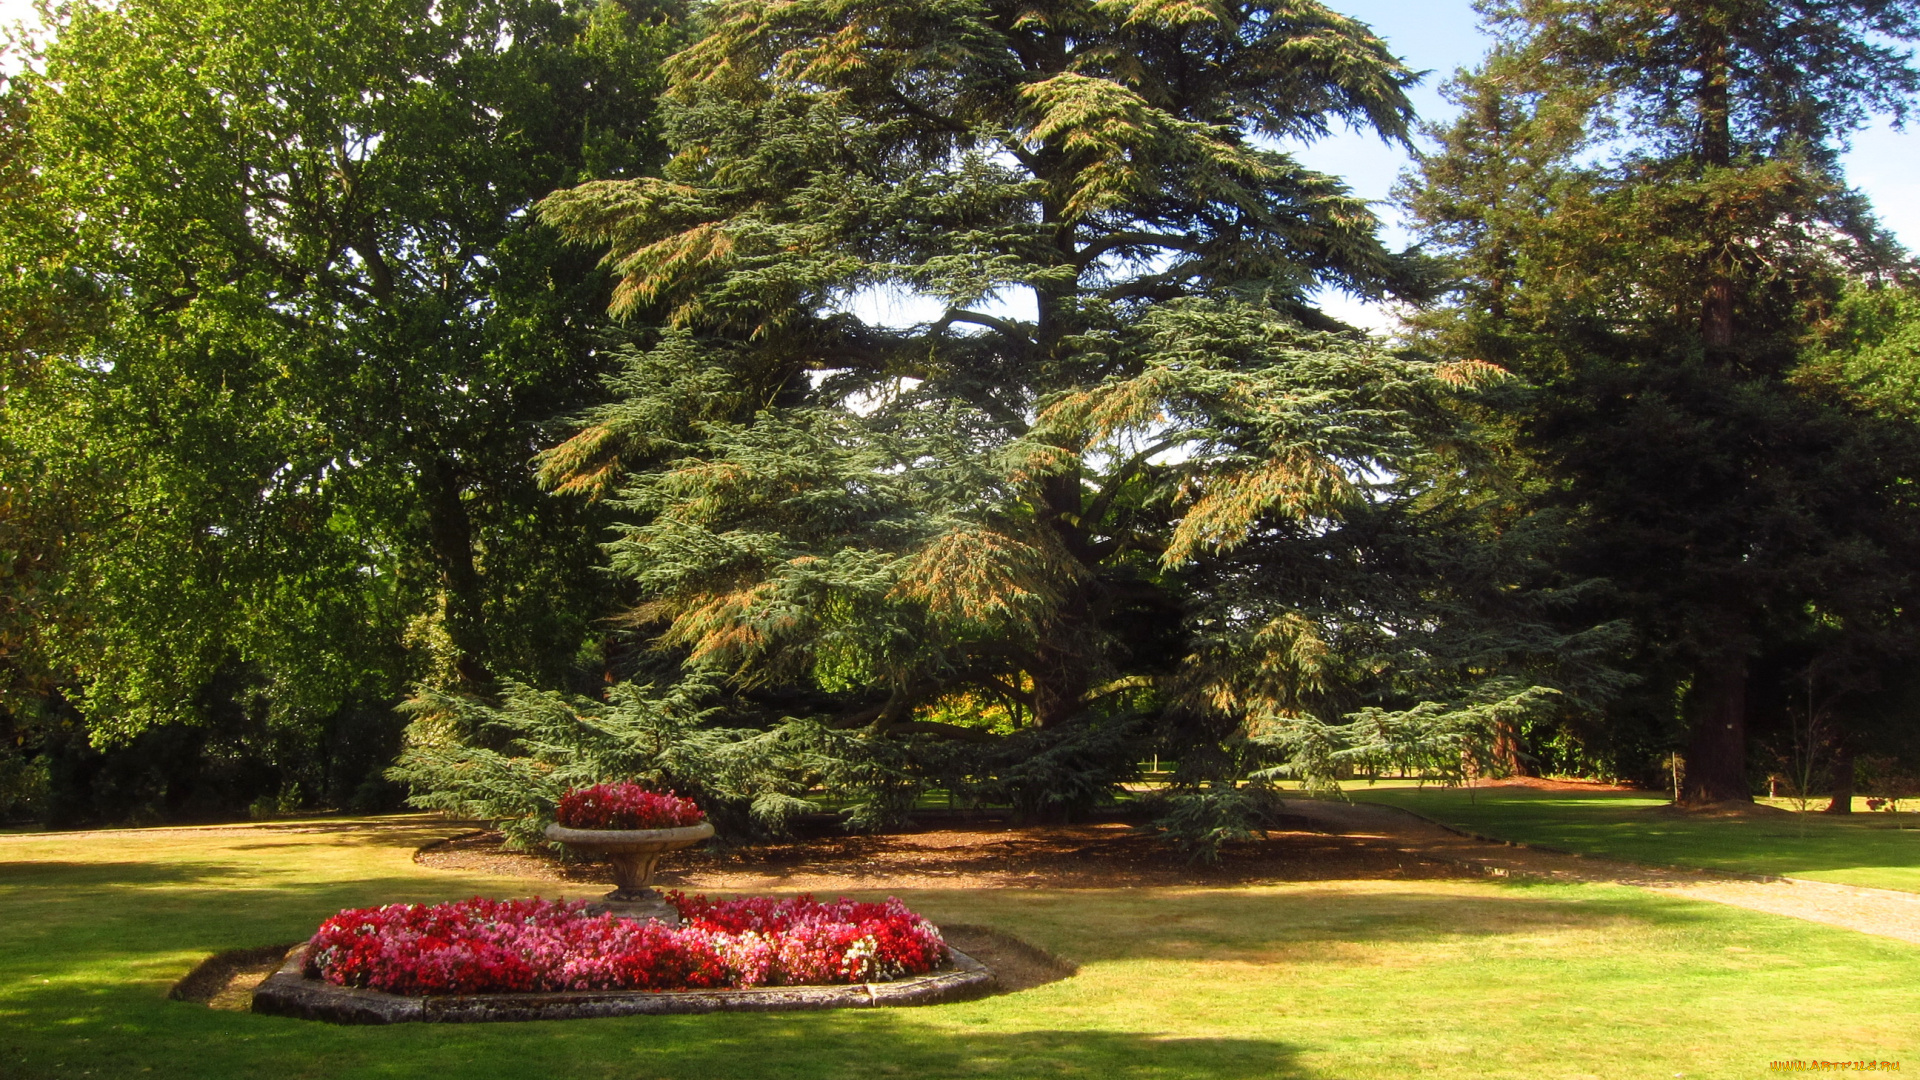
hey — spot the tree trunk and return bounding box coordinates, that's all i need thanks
[1702,273,1735,349]
[1028,456,1096,728]
[1824,742,1855,814]
[1029,643,1092,727]
[1696,11,1736,352]
[1681,654,1751,804]
[418,456,493,688]
[1493,720,1536,777]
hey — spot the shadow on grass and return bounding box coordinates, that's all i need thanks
[0,816,474,853]
[4,1001,1315,1080]
[0,860,252,888]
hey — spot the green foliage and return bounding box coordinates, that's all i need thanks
[1150,782,1286,863]
[1809,285,1920,414]
[978,718,1148,822]
[391,677,823,847]
[0,744,47,823]
[1401,0,1920,801]
[501,0,1600,837]
[0,0,683,780]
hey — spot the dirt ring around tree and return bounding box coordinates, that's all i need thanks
[413,814,1470,892]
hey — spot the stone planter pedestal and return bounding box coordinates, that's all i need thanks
[544,820,713,924]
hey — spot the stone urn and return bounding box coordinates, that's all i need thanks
[544,820,714,923]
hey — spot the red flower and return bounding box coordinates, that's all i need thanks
[554,783,705,830]
[303,894,947,996]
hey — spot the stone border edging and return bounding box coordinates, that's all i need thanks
[252,943,995,1024]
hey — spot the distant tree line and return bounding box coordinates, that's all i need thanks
[3,0,1919,843]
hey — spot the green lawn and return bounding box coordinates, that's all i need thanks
[1,816,1916,1078]
[1348,783,1920,892]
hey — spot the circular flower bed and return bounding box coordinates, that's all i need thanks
[303,893,948,996]
[554,783,704,830]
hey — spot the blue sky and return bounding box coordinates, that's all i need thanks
[1305,0,1920,248]
[1294,0,1920,327]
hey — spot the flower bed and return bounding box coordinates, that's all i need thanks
[554,783,704,830]
[303,893,947,996]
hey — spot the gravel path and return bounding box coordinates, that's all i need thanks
[1286,799,1920,945]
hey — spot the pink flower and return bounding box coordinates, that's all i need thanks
[303,894,947,996]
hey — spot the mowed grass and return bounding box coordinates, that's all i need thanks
[1349,783,1920,892]
[2,816,1916,1080]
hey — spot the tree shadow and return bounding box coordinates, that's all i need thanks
[597,1016,1310,1080]
[4,999,1315,1080]
[0,860,250,888]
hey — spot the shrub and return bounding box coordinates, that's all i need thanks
[387,679,825,848]
[1151,783,1287,863]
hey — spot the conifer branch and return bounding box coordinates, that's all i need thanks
[934,308,1033,344]
[1075,231,1207,267]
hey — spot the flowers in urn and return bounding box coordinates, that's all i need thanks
[555,783,704,830]
[544,782,715,906]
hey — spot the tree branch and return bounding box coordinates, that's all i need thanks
[934,308,1032,344]
[1076,230,1207,267]
[1081,435,1187,527]
[881,720,999,743]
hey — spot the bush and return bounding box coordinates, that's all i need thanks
[389,678,1154,843]
[977,717,1146,823]
[388,678,818,848]
[1151,784,1287,863]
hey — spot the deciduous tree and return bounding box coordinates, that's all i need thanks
[6,0,680,758]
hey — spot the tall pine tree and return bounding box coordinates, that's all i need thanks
[521,0,1611,824]
[1405,0,1920,802]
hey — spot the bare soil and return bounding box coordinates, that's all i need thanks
[416,801,1920,947]
[417,815,1467,893]
[1466,776,1641,793]
[940,924,1075,993]
[169,944,299,1011]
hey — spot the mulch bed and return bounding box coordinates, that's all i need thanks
[417,813,1467,892]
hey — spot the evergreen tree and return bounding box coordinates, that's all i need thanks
[1404,0,1920,802]
[511,0,1612,834]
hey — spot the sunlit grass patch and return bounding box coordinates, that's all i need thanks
[1,817,1915,1080]
[1350,784,1920,891]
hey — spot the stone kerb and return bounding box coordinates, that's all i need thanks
[252,943,996,1024]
